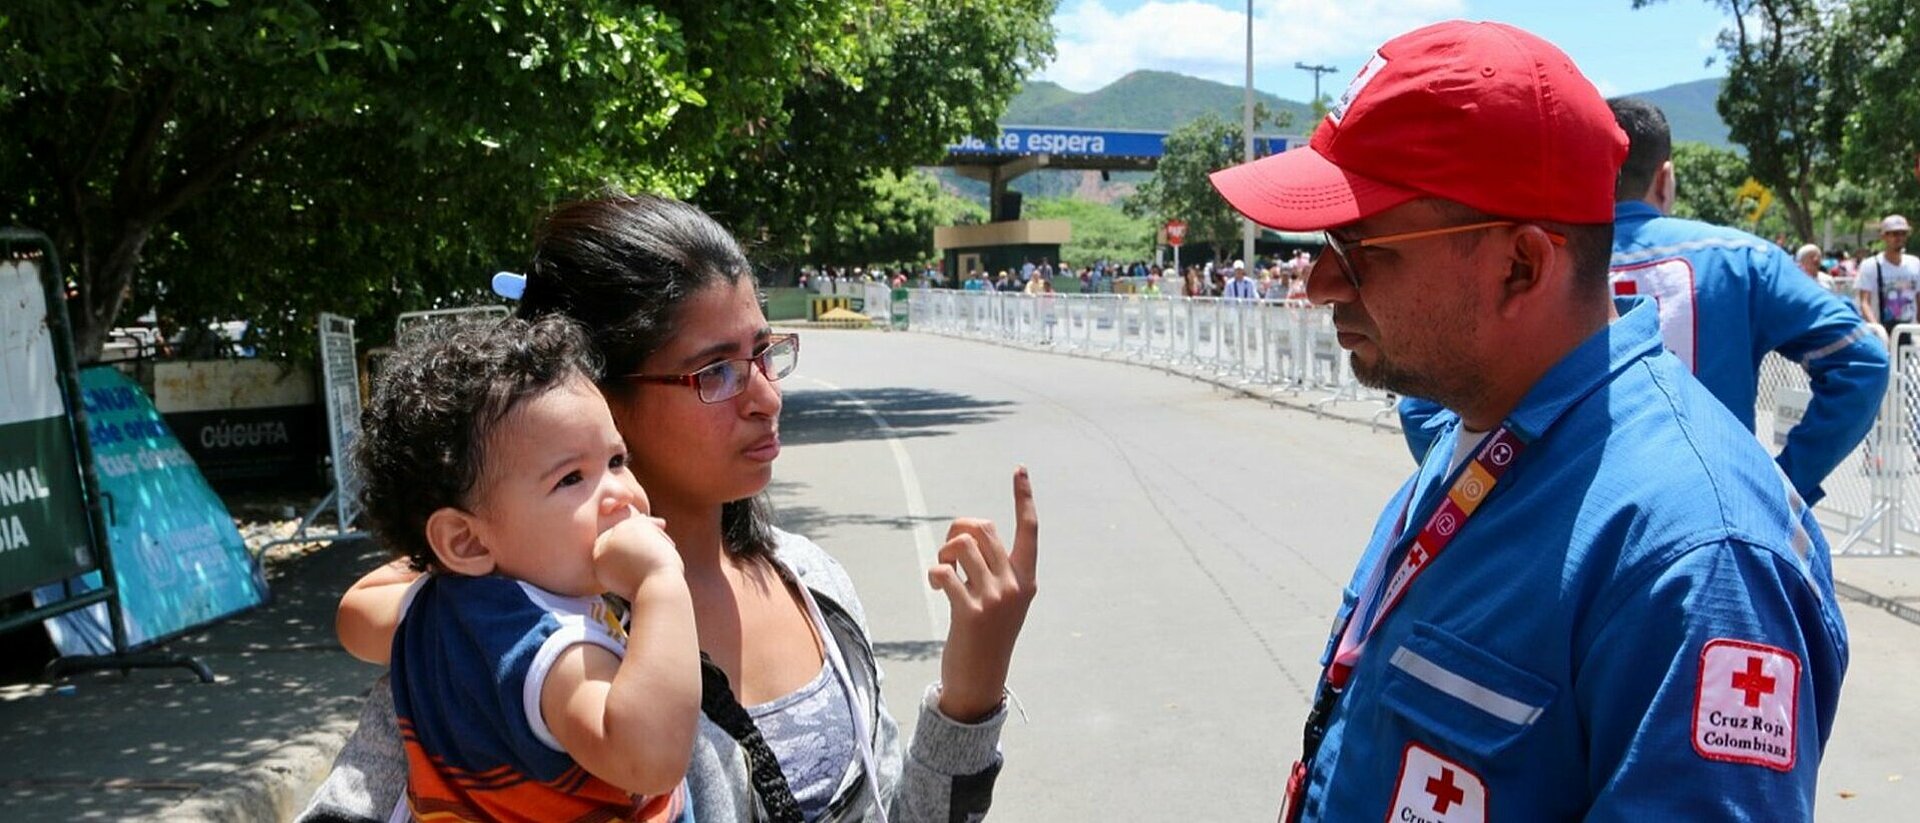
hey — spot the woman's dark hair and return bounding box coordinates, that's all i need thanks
[515,192,778,558]
[356,316,601,571]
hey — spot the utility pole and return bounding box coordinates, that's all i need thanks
[1241,0,1256,269]
[1295,62,1339,117]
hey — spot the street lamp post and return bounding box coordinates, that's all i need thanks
[1242,0,1256,270]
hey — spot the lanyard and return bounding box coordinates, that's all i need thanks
[1283,424,1526,822]
[1327,425,1525,687]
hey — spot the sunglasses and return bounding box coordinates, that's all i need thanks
[1322,221,1567,291]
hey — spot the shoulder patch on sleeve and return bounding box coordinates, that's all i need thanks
[1608,257,1698,370]
[1692,638,1799,771]
[1389,742,1486,822]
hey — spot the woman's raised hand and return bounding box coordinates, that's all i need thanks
[928,466,1039,722]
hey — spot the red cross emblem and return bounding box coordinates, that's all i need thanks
[1693,639,1800,771]
[1393,743,1484,821]
[1426,767,1466,813]
[1730,656,1777,708]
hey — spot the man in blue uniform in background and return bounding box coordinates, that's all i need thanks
[1210,20,1847,822]
[1601,98,1882,504]
[1403,98,1888,505]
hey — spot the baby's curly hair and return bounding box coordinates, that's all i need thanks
[355,315,601,571]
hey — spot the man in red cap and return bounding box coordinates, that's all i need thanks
[1212,20,1846,822]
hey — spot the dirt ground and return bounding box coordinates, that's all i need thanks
[222,487,364,576]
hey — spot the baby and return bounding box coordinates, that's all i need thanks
[342,315,697,822]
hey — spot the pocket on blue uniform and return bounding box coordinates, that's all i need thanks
[1379,621,1557,759]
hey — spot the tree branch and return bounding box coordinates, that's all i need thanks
[76,88,131,182]
[138,116,317,225]
[113,73,183,209]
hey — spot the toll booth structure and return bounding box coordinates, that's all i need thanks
[936,126,1306,282]
[937,220,1070,283]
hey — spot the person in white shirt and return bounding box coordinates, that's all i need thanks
[1796,243,1838,292]
[1223,259,1260,299]
[1855,214,1920,336]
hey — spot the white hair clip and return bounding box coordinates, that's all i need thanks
[491,271,527,300]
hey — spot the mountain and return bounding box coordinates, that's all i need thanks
[1000,80,1083,123]
[1629,77,1730,149]
[1000,70,1315,133]
[997,71,1730,148]
[933,72,1732,208]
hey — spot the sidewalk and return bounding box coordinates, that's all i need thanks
[0,537,390,822]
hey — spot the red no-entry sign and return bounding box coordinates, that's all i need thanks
[1166,220,1188,247]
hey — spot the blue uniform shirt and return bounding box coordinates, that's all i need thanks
[1302,298,1848,821]
[1404,203,1886,503]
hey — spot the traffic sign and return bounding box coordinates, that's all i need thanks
[1166,220,1188,247]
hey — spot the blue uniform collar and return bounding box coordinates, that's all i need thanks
[1614,200,1662,225]
[1502,296,1664,443]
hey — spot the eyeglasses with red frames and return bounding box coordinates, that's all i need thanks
[626,334,799,404]
[1323,220,1567,291]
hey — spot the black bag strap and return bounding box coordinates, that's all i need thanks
[1870,256,1904,332]
[700,654,805,823]
[1871,255,1886,311]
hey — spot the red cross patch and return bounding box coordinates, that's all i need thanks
[1388,742,1485,822]
[1692,639,1799,771]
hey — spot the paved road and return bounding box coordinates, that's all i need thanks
[2,324,1911,821]
[773,327,1920,821]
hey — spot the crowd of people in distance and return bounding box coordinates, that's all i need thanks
[879,252,1324,302]
[798,228,1894,314]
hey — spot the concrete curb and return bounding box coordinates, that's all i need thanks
[164,715,357,822]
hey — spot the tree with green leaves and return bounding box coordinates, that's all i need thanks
[1827,0,1920,216]
[1670,141,1754,227]
[1633,0,1839,242]
[1124,109,1289,261]
[0,1,1047,362]
[1023,197,1153,265]
[807,170,985,268]
[695,0,1056,264]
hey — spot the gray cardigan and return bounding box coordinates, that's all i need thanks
[297,529,1006,822]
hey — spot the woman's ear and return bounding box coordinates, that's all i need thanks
[426,507,496,577]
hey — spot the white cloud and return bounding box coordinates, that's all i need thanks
[1036,0,1468,93]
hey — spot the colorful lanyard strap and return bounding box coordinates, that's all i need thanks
[1283,424,1528,822]
[1327,424,1526,688]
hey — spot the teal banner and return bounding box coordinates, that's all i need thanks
[50,367,268,648]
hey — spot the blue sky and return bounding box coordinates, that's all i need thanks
[1037,0,1730,105]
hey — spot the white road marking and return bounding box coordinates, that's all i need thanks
[795,375,947,636]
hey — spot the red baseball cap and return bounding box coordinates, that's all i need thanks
[1210,20,1626,231]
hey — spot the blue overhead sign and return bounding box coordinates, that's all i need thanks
[947,126,1305,160]
[950,127,1167,158]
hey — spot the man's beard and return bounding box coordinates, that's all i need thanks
[1350,351,1440,398]
[1347,335,1484,412]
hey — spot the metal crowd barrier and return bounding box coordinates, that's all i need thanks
[908,290,1919,556]
[907,289,1399,421]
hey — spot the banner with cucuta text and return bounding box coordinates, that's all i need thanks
[39,367,267,651]
[0,256,97,598]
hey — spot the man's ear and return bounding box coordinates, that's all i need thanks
[1651,160,1677,215]
[1496,226,1564,318]
[426,506,496,577]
